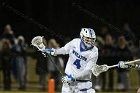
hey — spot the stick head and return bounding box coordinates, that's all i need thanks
[92,64,108,77]
[31,36,45,51]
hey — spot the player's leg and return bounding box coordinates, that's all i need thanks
[87,89,96,93]
[76,81,95,93]
[61,83,72,93]
[76,88,96,93]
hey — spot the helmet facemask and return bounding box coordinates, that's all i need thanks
[80,28,96,49]
[82,36,96,48]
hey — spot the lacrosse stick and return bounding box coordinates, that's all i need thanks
[31,36,45,51]
[92,59,140,77]
[31,36,64,75]
[108,59,140,69]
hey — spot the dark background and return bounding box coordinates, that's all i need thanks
[0,0,140,44]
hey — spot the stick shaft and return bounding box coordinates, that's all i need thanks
[32,45,64,75]
[108,59,140,69]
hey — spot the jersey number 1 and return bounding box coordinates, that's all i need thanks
[73,59,81,69]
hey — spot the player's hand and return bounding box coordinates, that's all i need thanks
[41,48,56,56]
[118,61,128,68]
[61,74,76,83]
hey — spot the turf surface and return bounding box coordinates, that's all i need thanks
[0,91,137,93]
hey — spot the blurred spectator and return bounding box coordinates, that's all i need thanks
[47,38,64,91]
[1,24,15,43]
[99,26,110,39]
[0,39,2,70]
[100,34,116,91]
[34,38,48,91]
[16,36,27,90]
[1,39,12,90]
[115,35,133,91]
[122,23,136,53]
[10,36,27,90]
[136,40,140,85]
[0,24,15,90]
[10,38,18,81]
[0,39,2,50]
[122,23,136,42]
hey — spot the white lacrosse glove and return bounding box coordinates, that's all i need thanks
[92,64,108,77]
[118,61,129,68]
[61,74,76,83]
[42,48,56,56]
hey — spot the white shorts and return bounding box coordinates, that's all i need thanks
[61,81,96,93]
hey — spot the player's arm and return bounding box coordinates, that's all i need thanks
[42,40,72,55]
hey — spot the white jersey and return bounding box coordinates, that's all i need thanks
[55,38,98,80]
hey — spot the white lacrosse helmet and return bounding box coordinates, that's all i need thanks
[80,28,96,48]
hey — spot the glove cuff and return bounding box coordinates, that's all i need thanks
[50,48,56,56]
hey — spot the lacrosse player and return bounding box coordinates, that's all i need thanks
[40,28,104,93]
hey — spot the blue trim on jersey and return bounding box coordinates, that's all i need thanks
[80,87,92,91]
[80,39,94,52]
[65,74,76,81]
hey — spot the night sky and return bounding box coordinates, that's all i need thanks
[0,0,140,44]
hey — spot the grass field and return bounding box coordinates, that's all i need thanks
[0,91,137,93]
[0,56,139,93]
